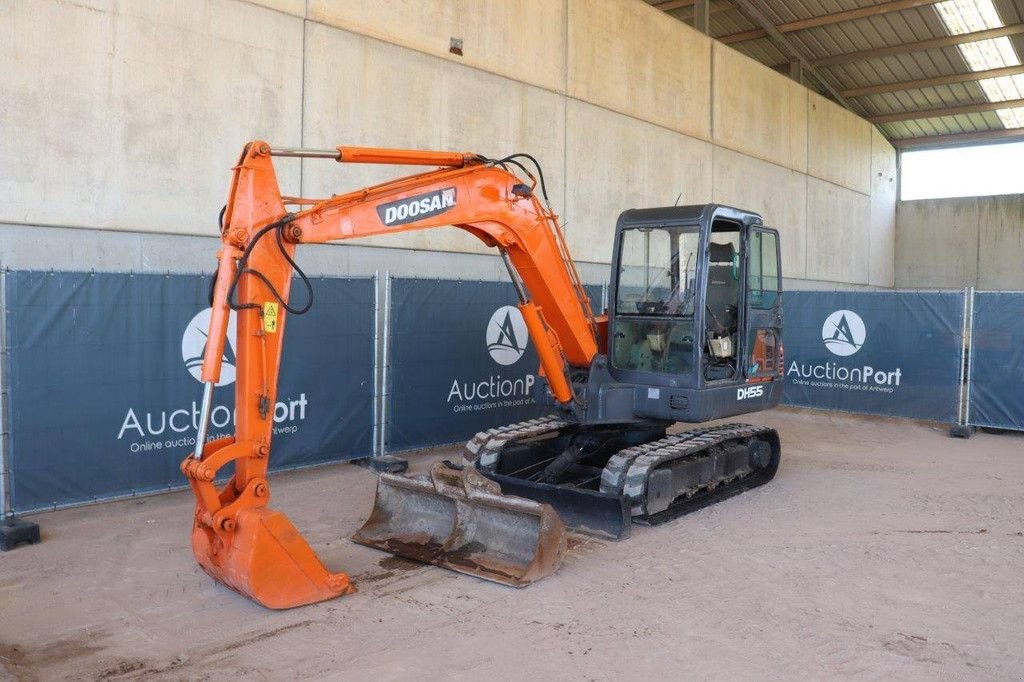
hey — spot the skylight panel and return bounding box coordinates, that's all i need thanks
[935,0,1002,33]
[935,0,1024,128]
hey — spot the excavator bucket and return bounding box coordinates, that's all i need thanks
[352,461,567,587]
[191,506,355,610]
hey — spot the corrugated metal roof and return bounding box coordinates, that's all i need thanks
[645,0,1024,146]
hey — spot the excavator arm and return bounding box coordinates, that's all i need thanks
[182,141,597,608]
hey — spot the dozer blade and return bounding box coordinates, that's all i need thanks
[352,461,566,587]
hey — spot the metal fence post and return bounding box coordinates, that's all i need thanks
[951,286,977,438]
[965,286,976,426]
[956,286,968,426]
[372,270,380,458]
[0,269,10,519]
[0,269,41,548]
[380,271,391,457]
[350,270,405,474]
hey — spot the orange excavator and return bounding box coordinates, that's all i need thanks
[183,141,784,609]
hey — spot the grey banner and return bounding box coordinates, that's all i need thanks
[968,292,1024,431]
[4,271,375,512]
[782,291,963,422]
[386,278,601,452]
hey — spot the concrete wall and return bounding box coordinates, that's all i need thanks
[0,0,896,289]
[896,194,1024,290]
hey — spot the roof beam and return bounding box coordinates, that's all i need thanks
[841,64,1024,97]
[654,0,734,21]
[729,0,857,111]
[811,23,1024,67]
[693,0,710,33]
[720,0,946,44]
[892,127,1024,148]
[868,97,1024,123]
[653,0,697,10]
[789,60,806,85]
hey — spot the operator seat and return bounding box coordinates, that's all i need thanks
[705,241,738,337]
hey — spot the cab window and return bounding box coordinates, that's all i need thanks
[748,230,779,309]
[612,226,699,375]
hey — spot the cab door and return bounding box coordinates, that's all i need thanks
[744,227,783,381]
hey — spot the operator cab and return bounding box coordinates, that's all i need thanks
[585,204,783,424]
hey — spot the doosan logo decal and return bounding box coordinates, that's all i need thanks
[377,188,456,227]
[822,309,865,357]
[487,305,528,365]
[182,308,238,386]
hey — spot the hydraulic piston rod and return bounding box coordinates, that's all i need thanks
[270,146,473,167]
[193,381,214,460]
[270,147,339,159]
[501,250,529,303]
[194,246,239,460]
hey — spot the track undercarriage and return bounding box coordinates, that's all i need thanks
[468,416,780,540]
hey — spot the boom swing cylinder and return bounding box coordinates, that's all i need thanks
[182,141,598,608]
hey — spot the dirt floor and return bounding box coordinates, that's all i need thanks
[1,408,1023,681]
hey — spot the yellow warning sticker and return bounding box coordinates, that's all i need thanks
[262,302,279,333]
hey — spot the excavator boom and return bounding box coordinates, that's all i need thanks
[183,141,600,607]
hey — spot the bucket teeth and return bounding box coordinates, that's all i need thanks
[352,461,566,587]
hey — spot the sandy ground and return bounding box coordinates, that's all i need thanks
[1,408,1023,681]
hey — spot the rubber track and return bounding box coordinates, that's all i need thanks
[466,415,570,471]
[621,423,774,516]
[600,425,721,498]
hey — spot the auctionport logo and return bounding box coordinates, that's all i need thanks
[487,305,528,366]
[822,309,865,357]
[182,308,237,386]
[118,306,306,449]
[789,307,901,392]
[446,305,534,408]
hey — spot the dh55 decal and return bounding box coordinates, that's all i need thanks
[737,385,764,400]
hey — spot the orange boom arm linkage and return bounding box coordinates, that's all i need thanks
[182,141,598,609]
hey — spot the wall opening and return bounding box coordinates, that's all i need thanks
[900,141,1024,200]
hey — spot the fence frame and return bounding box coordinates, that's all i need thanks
[779,288,968,424]
[1,269,378,514]
[965,288,1024,433]
[0,270,11,519]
